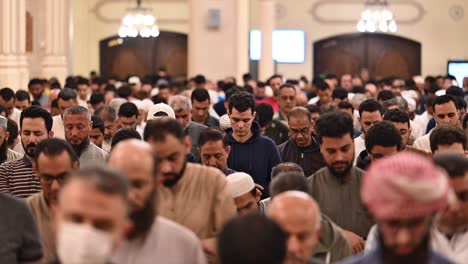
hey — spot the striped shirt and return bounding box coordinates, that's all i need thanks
[0,156,40,198]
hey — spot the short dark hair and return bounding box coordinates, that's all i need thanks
[91,116,105,133]
[33,138,78,166]
[111,128,142,148]
[430,125,467,153]
[7,118,18,147]
[0,105,8,117]
[89,93,105,106]
[383,108,410,128]
[255,103,274,128]
[306,104,322,115]
[270,172,309,198]
[359,99,383,116]
[446,86,464,98]
[193,74,206,85]
[117,85,132,99]
[20,106,53,132]
[191,88,210,103]
[218,213,286,264]
[316,111,354,143]
[198,128,227,148]
[51,99,59,109]
[228,91,255,114]
[278,84,296,93]
[118,102,139,118]
[77,77,89,86]
[225,87,242,102]
[144,117,185,143]
[28,78,42,89]
[365,121,402,152]
[65,165,129,202]
[434,153,468,179]
[0,87,15,101]
[271,162,305,178]
[433,95,458,112]
[315,80,330,91]
[15,90,30,102]
[58,88,77,101]
[377,90,395,102]
[337,101,354,112]
[332,87,348,100]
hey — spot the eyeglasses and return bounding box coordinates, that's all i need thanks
[40,173,69,185]
[290,127,310,136]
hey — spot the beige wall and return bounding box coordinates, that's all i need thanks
[72,0,189,77]
[72,0,468,80]
[251,0,468,80]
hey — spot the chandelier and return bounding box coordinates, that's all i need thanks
[118,0,160,38]
[357,0,397,33]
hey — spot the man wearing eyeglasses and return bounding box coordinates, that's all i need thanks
[26,138,79,264]
[278,107,325,177]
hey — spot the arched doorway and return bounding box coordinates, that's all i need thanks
[99,31,187,79]
[313,33,421,79]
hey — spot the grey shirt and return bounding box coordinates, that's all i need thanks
[112,216,206,264]
[0,193,42,263]
[79,142,108,167]
[307,167,374,238]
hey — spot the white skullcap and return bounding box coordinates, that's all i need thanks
[219,114,231,130]
[227,172,255,198]
[128,76,141,85]
[413,75,424,84]
[147,103,175,120]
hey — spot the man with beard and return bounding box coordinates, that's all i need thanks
[0,106,53,198]
[108,140,206,264]
[307,111,373,254]
[26,139,78,264]
[353,99,383,165]
[94,106,117,152]
[51,88,78,140]
[63,106,108,167]
[344,152,452,264]
[144,117,236,262]
[0,116,22,164]
[278,107,326,176]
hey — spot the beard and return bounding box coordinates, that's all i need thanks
[328,156,354,180]
[128,190,156,240]
[162,157,187,187]
[22,140,38,158]
[69,137,90,157]
[0,140,8,164]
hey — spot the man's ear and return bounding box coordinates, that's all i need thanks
[72,160,79,170]
[225,145,231,156]
[255,189,262,202]
[252,111,257,120]
[5,131,9,141]
[49,131,55,138]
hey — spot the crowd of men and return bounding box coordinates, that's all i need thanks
[0,70,467,264]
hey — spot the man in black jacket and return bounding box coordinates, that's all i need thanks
[278,107,326,176]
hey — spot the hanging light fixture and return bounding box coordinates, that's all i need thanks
[357,0,397,33]
[118,0,160,38]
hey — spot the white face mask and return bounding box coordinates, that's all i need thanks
[57,221,114,264]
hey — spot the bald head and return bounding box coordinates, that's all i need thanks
[269,191,321,264]
[108,139,155,175]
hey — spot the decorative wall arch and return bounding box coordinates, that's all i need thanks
[313,33,421,79]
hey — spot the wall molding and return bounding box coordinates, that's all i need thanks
[309,0,426,24]
[90,0,188,24]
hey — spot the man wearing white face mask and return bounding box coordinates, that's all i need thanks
[51,165,130,264]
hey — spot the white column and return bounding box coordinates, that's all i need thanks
[258,0,275,81]
[235,0,250,83]
[41,0,68,84]
[0,0,29,90]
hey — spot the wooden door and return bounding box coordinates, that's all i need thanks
[313,33,421,79]
[100,31,188,79]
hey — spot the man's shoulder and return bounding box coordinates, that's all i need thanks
[25,192,42,206]
[0,192,29,216]
[155,216,200,243]
[88,143,109,157]
[307,167,328,182]
[0,158,24,169]
[189,121,208,131]
[187,163,225,180]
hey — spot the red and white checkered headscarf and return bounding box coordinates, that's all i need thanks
[362,152,451,219]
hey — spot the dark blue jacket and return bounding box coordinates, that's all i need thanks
[226,122,281,198]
